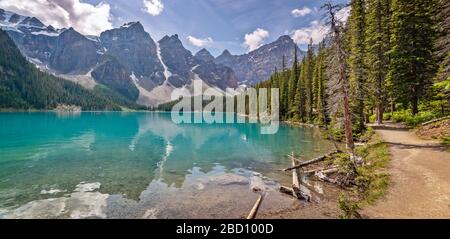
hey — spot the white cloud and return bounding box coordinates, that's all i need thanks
[0,0,113,36]
[291,7,313,17]
[291,6,351,45]
[336,6,351,23]
[292,21,328,45]
[187,36,214,47]
[243,28,269,52]
[143,0,164,16]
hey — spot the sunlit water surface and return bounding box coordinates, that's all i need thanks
[0,112,339,218]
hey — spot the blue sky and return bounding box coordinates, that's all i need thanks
[0,0,350,56]
[102,0,349,55]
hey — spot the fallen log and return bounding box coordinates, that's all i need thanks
[291,153,301,189]
[291,153,311,201]
[287,153,302,163]
[279,186,295,197]
[279,185,311,201]
[303,166,339,176]
[247,193,265,219]
[322,167,339,175]
[421,115,450,126]
[315,171,338,184]
[284,150,341,171]
[298,182,322,201]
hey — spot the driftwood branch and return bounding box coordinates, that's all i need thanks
[298,182,323,201]
[421,115,450,126]
[284,150,341,171]
[303,166,339,176]
[246,193,265,219]
[279,185,311,202]
[279,186,296,197]
[278,153,312,201]
[315,171,338,184]
[292,153,311,201]
[291,153,301,189]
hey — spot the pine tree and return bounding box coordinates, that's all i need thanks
[314,43,329,125]
[434,0,450,105]
[299,59,307,121]
[348,0,367,132]
[288,47,300,118]
[281,71,290,118]
[366,0,392,124]
[388,0,436,115]
[293,62,304,121]
[305,39,315,122]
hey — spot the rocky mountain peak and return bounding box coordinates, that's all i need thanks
[220,49,233,57]
[253,35,297,55]
[0,9,5,21]
[215,49,237,68]
[50,27,99,74]
[101,21,149,42]
[47,25,56,32]
[158,34,196,87]
[276,35,294,44]
[159,34,183,47]
[8,13,23,24]
[100,22,165,90]
[119,21,144,31]
[195,48,214,63]
[60,27,85,40]
[19,17,45,28]
[215,35,304,85]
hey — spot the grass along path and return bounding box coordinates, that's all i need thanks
[362,123,450,218]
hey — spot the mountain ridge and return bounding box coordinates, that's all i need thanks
[0,29,123,110]
[215,35,304,86]
[0,8,304,106]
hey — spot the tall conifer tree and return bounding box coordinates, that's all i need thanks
[388,0,436,115]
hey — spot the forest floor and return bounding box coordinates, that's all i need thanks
[362,122,450,218]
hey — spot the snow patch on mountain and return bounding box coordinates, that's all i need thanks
[0,23,22,33]
[155,42,172,81]
[30,30,59,37]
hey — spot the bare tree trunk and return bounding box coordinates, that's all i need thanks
[325,2,355,155]
[412,95,419,115]
[342,86,355,153]
[376,103,384,125]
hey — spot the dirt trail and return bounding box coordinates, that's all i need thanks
[363,123,450,218]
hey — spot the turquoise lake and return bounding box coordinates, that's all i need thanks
[0,112,337,218]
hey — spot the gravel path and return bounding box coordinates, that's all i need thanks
[363,123,450,218]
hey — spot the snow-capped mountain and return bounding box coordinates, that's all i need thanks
[0,8,303,106]
[215,35,304,86]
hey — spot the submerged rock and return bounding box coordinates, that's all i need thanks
[208,173,249,186]
[74,182,101,193]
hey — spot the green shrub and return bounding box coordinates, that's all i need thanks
[383,113,392,121]
[391,110,440,127]
[441,136,450,146]
[404,111,437,126]
[338,194,361,219]
[391,110,410,123]
[369,113,393,123]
